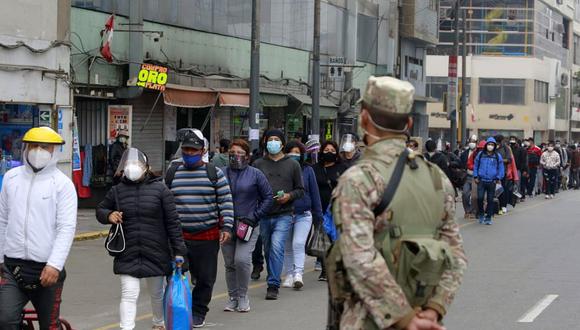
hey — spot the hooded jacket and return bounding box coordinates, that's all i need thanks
[221,165,273,221]
[97,174,187,278]
[0,152,78,271]
[474,138,505,182]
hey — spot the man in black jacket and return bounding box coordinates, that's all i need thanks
[510,137,528,201]
[424,139,450,178]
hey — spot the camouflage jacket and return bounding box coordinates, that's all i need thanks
[332,137,468,329]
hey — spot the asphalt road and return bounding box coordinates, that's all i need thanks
[58,190,580,329]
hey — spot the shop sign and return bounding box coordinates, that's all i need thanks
[137,64,168,91]
[325,121,333,141]
[108,105,132,144]
[72,116,81,171]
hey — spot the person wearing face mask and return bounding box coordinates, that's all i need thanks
[220,139,272,313]
[339,133,361,168]
[540,142,561,199]
[96,148,186,330]
[474,137,505,225]
[327,76,467,330]
[524,138,542,197]
[165,128,234,327]
[312,140,347,280]
[0,127,77,330]
[460,136,478,218]
[252,130,305,300]
[281,141,323,288]
[108,130,130,185]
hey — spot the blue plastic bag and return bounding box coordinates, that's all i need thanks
[164,266,193,330]
[322,205,338,242]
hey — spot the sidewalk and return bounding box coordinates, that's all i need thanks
[74,208,108,241]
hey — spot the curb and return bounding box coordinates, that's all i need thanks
[74,230,109,242]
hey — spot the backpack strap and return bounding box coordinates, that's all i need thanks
[373,148,410,217]
[164,161,183,188]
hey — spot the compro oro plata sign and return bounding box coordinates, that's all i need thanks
[137,64,168,91]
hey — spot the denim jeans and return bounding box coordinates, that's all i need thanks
[477,181,496,218]
[284,211,313,277]
[260,214,293,288]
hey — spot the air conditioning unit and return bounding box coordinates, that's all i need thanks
[561,73,570,88]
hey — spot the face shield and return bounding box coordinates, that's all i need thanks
[116,147,149,181]
[23,143,59,172]
[340,134,357,153]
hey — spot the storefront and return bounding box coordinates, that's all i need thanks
[288,94,339,142]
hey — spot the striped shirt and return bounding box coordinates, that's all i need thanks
[170,164,234,236]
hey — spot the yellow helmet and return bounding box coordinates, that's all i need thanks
[22,127,65,145]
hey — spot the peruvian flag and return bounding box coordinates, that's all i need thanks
[469,104,476,122]
[100,14,114,63]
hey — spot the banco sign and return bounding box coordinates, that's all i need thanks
[137,64,168,91]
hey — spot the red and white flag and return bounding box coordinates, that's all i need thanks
[100,14,115,63]
[469,104,476,122]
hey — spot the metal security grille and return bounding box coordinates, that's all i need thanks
[75,97,108,147]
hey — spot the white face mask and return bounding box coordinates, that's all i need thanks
[119,137,127,144]
[547,147,554,152]
[27,148,52,170]
[468,142,476,150]
[124,164,145,181]
[487,145,495,152]
[342,142,355,153]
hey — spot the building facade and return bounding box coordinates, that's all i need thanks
[0,0,73,177]
[427,0,575,144]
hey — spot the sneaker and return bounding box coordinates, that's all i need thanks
[314,261,322,271]
[265,286,279,300]
[478,215,485,224]
[485,218,493,225]
[152,326,166,330]
[545,195,550,199]
[192,315,206,328]
[224,297,238,312]
[498,209,504,215]
[501,207,507,214]
[318,271,327,282]
[293,274,304,290]
[251,265,263,280]
[282,275,294,288]
[237,295,251,312]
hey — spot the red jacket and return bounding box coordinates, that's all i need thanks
[527,145,542,169]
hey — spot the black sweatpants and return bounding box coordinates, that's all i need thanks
[252,235,264,267]
[0,264,66,330]
[186,240,220,318]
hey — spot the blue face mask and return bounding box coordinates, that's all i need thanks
[287,153,301,163]
[183,153,202,168]
[266,140,282,155]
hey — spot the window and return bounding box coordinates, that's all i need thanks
[426,77,470,101]
[479,78,525,105]
[574,34,580,65]
[534,80,549,103]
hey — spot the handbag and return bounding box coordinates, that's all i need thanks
[105,187,126,256]
[306,221,331,258]
[235,216,257,242]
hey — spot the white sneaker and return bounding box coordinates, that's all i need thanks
[501,207,507,214]
[282,275,294,288]
[545,195,550,199]
[293,274,304,290]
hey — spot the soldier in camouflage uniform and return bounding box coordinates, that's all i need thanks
[327,76,468,330]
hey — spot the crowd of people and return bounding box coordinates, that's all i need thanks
[98,128,364,329]
[412,134,579,225]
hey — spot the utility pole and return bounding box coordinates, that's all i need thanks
[448,0,460,151]
[460,7,467,144]
[249,0,261,153]
[311,0,321,144]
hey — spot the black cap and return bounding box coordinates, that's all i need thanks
[178,128,205,149]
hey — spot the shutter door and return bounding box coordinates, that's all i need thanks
[131,92,164,172]
[75,98,108,147]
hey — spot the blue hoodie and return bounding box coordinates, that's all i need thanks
[474,137,505,182]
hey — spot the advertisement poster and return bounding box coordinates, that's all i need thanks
[72,116,81,172]
[108,105,132,145]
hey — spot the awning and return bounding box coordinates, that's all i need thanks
[163,85,218,108]
[260,90,288,108]
[216,88,250,108]
[290,94,338,119]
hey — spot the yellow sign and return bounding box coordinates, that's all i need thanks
[137,64,168,91]
[325,121,333,141]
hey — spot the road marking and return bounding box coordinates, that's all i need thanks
[517,294,558,323]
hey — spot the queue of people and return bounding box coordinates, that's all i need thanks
[424,134,577,226]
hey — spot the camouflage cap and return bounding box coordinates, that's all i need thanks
[360,76,415,114]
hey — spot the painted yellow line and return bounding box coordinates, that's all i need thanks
[94,268,317,330]
[74,230,109,242]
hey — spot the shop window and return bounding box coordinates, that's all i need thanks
[0,103,38,164]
